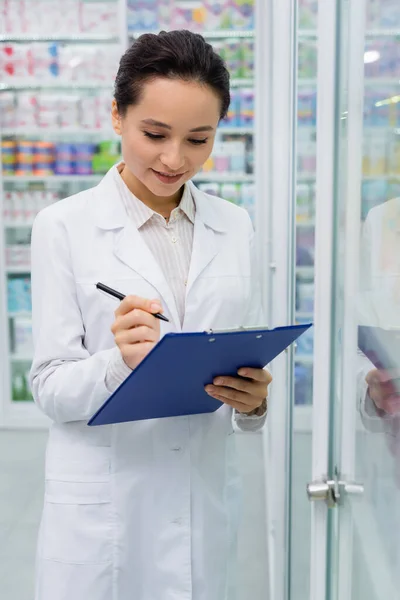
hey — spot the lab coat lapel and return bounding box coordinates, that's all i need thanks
[92,166,181,329]
[113,221,181,329]
[185,182,227,296]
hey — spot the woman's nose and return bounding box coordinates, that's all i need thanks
[160,146,185,172]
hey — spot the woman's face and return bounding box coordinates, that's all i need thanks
[111,78,221,200]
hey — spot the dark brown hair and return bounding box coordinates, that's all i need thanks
[114,30,230,120]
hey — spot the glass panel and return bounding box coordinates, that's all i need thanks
[290,1,318,598]
[327,0,400,598]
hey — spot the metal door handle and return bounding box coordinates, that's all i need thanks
[307,478,364,508]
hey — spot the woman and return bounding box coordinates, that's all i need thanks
[29,30,272,600]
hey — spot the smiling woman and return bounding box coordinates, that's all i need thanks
[29,29,271,600]
[110,30,230,213]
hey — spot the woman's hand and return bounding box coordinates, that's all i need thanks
[111,295,163,370]
[366,368,400,415]
[205,367,272,414]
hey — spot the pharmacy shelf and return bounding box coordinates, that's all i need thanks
[296,311,314,320]
[295,354,314,365]
[298,77,400,87]
[1,128,117,137]
[194,172,254,183]
[366,29,400,37]
[230,78,254,87]
[293,405,313,432]
[129,30,255,39]
[0,34,120,42]
[6,266,31,274]
[296,266,314,278]
[363,174,400,181]
[4,222,35,229]
[297,28,400,39]
[218,127,254,135]
[0,82,113,91]
[2,175,103,183]
[2,127,253,137]
[296,220,315,228]
[10,354,33,362]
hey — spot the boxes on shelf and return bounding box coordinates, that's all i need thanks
[11,316,33,356]
[5,245,31,268]
[296,279,314,313]
[2,189,59,224]
[0,0,118,35]
[1,138,121,176]
[296,226,315,267]
[214,38,254,80]
[0,90,115,131]
[11,364,33,402]
[0,42,120,83]
[298,0,318,29]
[294,362,313,405]
[221,89,254,128]
[197,181,255,221]
[7,275,32,313]
[298,39,317,79]
[296,183,315,223]
[127,0,254,32]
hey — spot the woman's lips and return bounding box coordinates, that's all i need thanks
[152,169,186,184]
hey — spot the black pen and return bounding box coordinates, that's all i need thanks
[96,282,170,322]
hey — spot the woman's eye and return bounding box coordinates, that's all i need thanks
[144,132,164,140]
[189,138,208,145]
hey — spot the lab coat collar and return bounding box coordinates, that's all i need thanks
[92,164,228,233]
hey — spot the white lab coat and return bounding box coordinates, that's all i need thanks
[29,165,265,600]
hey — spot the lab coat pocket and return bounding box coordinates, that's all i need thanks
[42,480,113,564]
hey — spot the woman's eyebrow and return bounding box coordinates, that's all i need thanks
[141,119,214,133]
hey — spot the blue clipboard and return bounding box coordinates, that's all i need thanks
[88,323,312,426]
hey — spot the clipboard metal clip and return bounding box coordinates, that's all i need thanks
[206,325,269,335]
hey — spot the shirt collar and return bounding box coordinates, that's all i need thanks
[114,162,195,229]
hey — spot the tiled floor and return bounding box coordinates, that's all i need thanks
[0,429,277,600]
[0,430,47,600]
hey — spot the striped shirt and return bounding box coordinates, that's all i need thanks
[105,163,195,390]
[105,164,267,426]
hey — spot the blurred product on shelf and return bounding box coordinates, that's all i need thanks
[0,90,113,130]
[298,39,317,79]
[0,0,119,35]
[361,179,400,219]
[296,280,314,313]
[296,225,315,267]
[298,0,318,29]
[0,42,120,83]
[3,189,59,224]
[213,38,254,79]
[201,135,253,174]
[298,89,317,127]
[11,316,33,356]
[11,367,33,401]
[364,40,400,78]
[221,88,254,127]
[1,138,121,176]
[197,181,255,222]
[127,0,254,32]
[366,0,400,29]
[362,132,400,176]
[364,88,400,127]
[294,362,313,405]
[296,183,315,223]
[7,275,32,313]
[297,133,316,175]
[295,320,314,356]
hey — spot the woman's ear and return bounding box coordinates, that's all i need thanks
[111,99,122,135]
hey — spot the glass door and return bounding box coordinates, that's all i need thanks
[308,0,400,598]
